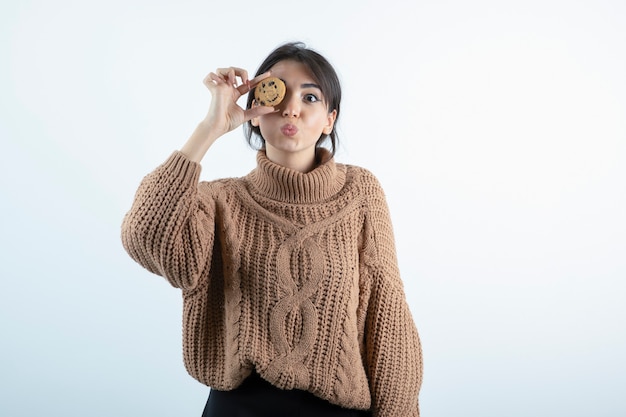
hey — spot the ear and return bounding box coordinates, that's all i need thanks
[323,109,337,135]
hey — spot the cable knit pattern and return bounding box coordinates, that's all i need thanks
[121,149,423,416]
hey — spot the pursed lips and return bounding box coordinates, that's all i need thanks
[280,124,298,137]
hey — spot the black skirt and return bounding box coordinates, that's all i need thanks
[201,372,371,417]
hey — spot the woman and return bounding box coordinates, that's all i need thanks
[121,42,423,417]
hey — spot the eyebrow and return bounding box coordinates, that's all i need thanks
[301,83,322,90]
[279,78,322,91]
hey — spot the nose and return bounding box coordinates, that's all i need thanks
[281,92,300,118]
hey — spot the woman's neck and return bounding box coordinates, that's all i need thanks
[265,147,318,173]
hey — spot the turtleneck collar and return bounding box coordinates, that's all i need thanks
[246,148,346,204]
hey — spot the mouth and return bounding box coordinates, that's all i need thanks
[280,124,298,137]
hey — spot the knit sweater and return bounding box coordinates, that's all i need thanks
[121,149,423,417]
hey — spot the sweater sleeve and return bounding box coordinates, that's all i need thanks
[121,151,216,290]
[361,173,423,417]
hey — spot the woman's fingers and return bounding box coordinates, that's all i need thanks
[204,68,273,94]
[201,67,278,128]
[236,70,272,95]
[204,67,265,96]
[214,67,249,86]
[204,72,220,84]
[248,71,272,88]
[244,103,276,122]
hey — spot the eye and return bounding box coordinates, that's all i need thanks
[303,93,321,103]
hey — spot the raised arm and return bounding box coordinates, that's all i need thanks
[121,67,275,288]
[181,68,276,162]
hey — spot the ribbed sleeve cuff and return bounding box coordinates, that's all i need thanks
[161,151,202,185]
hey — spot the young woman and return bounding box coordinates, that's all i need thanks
[121,42,423,417]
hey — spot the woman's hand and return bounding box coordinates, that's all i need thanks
[180,68,275,163]
[203,67,275,138]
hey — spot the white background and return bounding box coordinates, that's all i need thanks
[1,0,625,416]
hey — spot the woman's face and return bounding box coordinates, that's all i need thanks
[252,60,336,171]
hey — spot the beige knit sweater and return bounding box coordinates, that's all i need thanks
[121,149,422,416]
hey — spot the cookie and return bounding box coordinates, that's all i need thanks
[254,77,286,106]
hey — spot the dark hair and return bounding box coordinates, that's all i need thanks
[244,42,342,156]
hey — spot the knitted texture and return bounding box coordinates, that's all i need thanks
[121,149,423,417]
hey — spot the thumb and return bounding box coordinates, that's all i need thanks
[244,105,277,123]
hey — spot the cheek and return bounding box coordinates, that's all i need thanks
[257,114,276,127]
[257,117,278,138]
[315,113,332,130]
